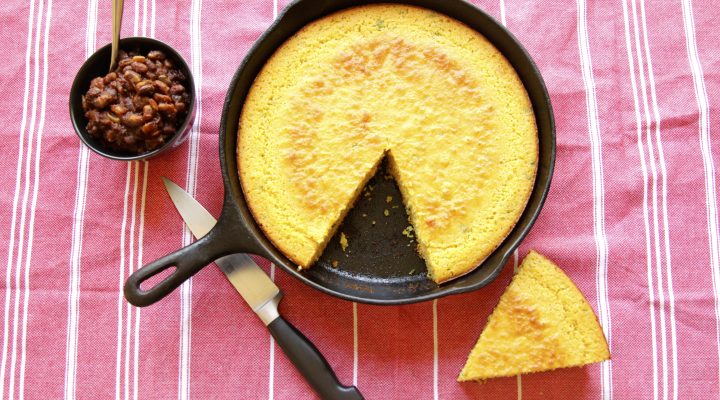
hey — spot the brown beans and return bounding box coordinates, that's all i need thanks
[142,122,159,136]
[154,80,169,94]
[136,81,155,96]
[142,105,154,121]
[153,93,172,104]
[106,113,120,123]
[110,104,127,115]
[104,72,117,84]
[169,84,184,95]
[123,70,141,83]
[85,87,101,98]
[147,50,165,61]
[90,77,104,89]
[131,61,148,73]
[82,49,190,153]
[157,103,176,116]
[122,113,144,127]
[91,92,114,109]
[118,55,133,68]
[157,74,171,85]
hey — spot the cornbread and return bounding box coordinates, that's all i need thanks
[238,4,538,282]
[458,251,610,381]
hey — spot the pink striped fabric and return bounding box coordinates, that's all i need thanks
[0,0,718,398]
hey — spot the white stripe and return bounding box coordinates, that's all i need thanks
[141,0,147,36]
[178,277,192,400]
[133,0,139,36]
[267,3,279,397]
[629,2,670,400]
[269,263,275,400]
[19,1,53,397]
[267,9,278,400]
[576,1,612,398]
[1,0,36,397]
[512,249,521,399]
[122,3,144,394]
[516,375,522,400]
[502,3,520,394]
[65,146,89,400]
[150,0,155,38]
[681,0,720,392]
[499,0,506,26]
[352,301,358,387]
[179,0,204,397]
[132,4,154,397]
[621,1,659,399]
[115,164,132,400]
[268,333,274,400]
[65,0,97,395]
[10,0,45,395]
[134,162,148,400]
[637,2,678,398]
[432,299,438,400]
[125,163,139,400]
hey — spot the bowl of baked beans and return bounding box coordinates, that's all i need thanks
[70,37,196,160]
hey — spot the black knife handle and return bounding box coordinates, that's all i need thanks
[267,316,363,400]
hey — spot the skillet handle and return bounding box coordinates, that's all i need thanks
[124,232,232,307]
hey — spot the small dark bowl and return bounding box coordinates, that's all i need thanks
[69,37,196,161]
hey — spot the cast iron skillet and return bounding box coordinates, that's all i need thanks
[125,0,556,307]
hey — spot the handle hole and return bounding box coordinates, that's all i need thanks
[139,265,178,291]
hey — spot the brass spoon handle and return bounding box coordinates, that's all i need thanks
[110,0,124,72]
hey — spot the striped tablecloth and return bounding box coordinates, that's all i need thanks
[1,0,719,398]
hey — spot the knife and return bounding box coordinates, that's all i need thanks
[162,178,363,400]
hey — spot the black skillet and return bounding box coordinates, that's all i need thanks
[124,0,556,307]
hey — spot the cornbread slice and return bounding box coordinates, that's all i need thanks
[238,4,538,282]
[458,251,610,381]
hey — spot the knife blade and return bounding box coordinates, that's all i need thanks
[162,178,363,400]
[162,178,281,324]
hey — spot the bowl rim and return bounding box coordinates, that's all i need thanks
[69,36,197,161]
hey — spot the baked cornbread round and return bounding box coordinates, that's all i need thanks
[238,4,538,283]
[458,251,611,381]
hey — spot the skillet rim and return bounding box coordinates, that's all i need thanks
[216,0,556,305]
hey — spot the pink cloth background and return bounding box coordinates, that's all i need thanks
[0,0,719,398]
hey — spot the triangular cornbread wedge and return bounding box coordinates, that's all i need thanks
[458,251,610,381]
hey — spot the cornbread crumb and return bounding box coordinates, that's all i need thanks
[371,220,376,225]
[386,196,393,203]
[458,251,610,381]
[332,260,339,268]
[384,209,390,217]
[340,233,349,252]
[402,225,415,238]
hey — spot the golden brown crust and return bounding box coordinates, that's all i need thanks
[237,4,538,280]
[458,251,611,381]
